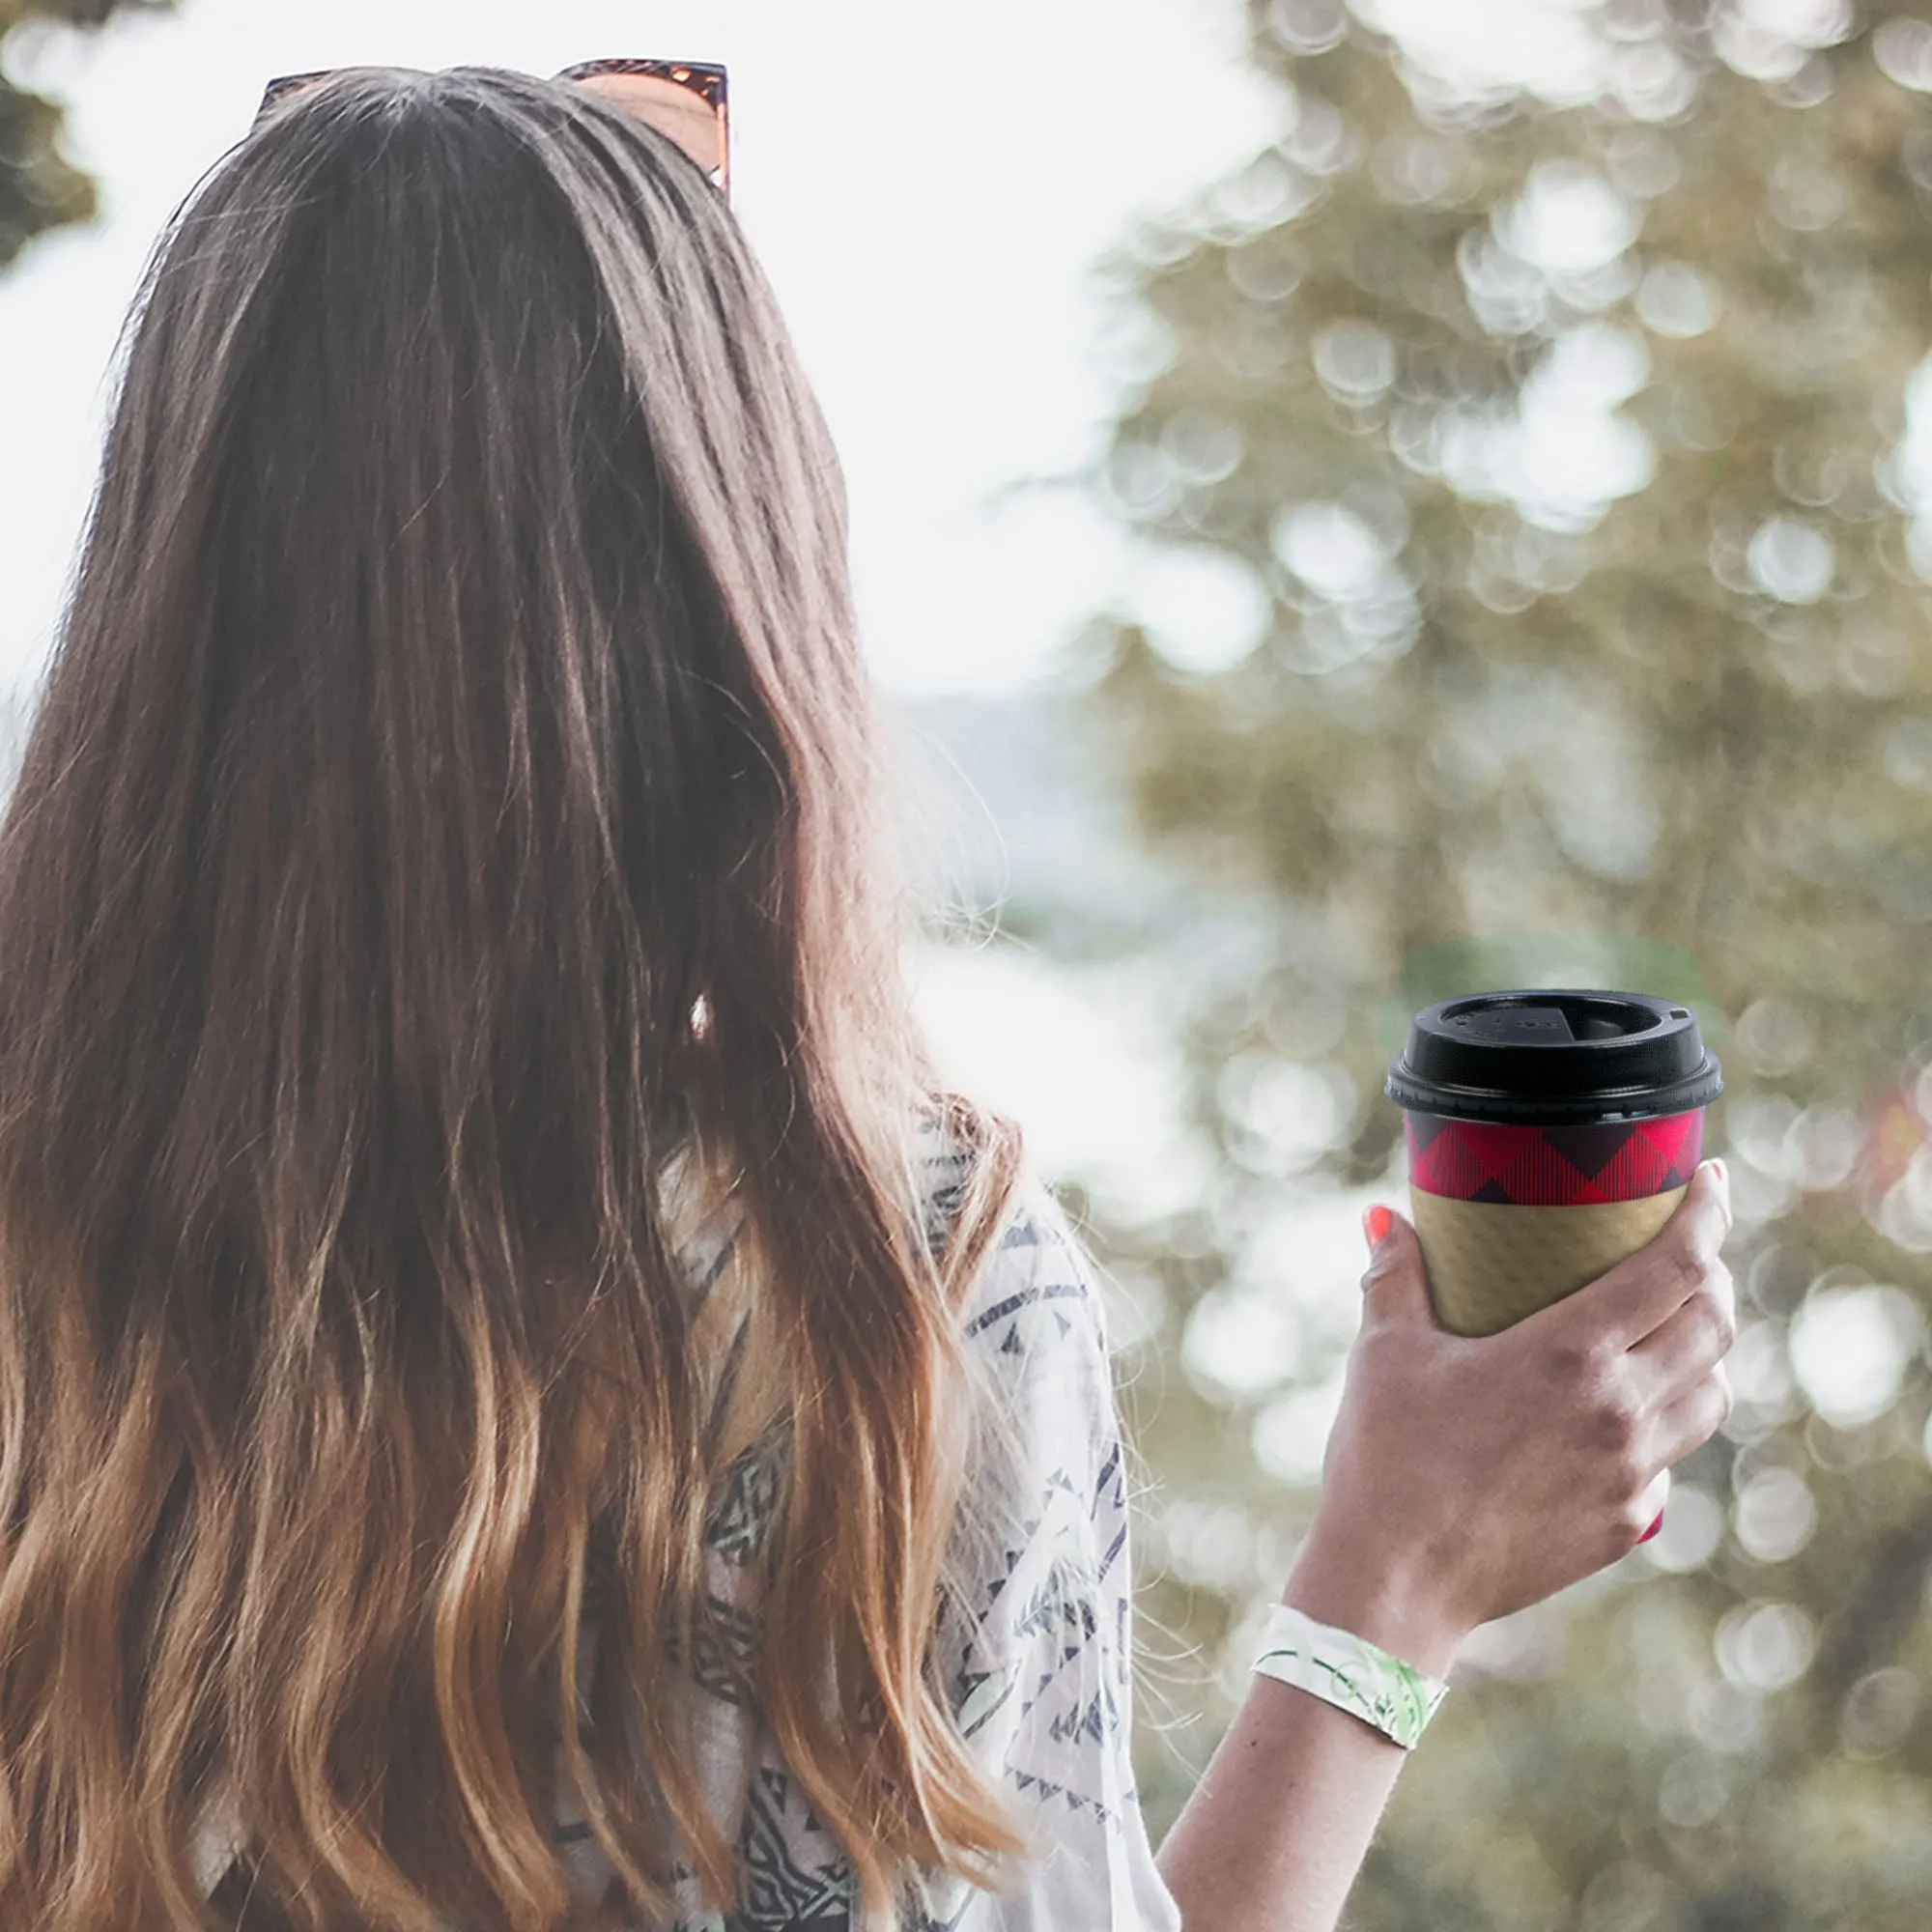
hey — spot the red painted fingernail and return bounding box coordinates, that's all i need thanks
[1639,1509,1664,1544]
[1363,1204,1393,1251]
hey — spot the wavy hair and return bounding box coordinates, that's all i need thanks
[0,65,1042,1931]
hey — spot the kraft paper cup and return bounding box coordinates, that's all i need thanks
[1384,990,1723,1340]
[1404,1111,1703,1337]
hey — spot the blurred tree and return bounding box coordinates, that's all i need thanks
[0,0,172,270]
[1071,2,1932,1924]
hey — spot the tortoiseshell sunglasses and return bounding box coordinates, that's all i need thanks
[251,59,730,199]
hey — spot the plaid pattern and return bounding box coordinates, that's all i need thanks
[1405,1108,1703,1206]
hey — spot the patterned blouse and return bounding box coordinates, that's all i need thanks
[191,1118,1183,1930]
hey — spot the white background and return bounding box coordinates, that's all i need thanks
[0,0,1282,699]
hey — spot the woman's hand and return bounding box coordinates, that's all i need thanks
[1283,1158,1736,1678]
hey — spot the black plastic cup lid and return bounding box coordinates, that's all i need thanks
[1384,988,1723,1125]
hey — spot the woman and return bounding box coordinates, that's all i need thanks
[0,62,1736,1932]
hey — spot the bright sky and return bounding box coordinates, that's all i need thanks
[0,0,1283,699]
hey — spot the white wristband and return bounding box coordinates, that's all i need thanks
[1250,1602,1450,1750]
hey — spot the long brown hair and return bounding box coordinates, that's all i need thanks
[0,64,1041,1930]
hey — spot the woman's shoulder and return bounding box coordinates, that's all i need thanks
[909,1106,1112,1378]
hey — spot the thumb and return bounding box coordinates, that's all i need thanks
[1360,1202,1436,1326]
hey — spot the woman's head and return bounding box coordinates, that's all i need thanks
[0,65,1031,1929]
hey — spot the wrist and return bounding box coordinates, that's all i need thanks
[1282,1507,1471,1681]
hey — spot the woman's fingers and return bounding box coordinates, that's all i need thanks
[1531,1161,1733,1355]
[1625,1256,1737,1387]
[1644,1361,1735,1475]
[1619,1239,1736,1492]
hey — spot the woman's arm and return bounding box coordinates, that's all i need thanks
[1153,1555,1457,1932]
[1155,1161,1736,1932]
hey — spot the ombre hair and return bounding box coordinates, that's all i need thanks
[0,65,1044,1931]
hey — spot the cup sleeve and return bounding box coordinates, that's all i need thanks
[931,1181,1183,1932]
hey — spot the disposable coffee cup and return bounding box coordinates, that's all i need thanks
[1383,989,1723,1340]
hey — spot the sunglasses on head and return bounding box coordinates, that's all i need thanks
[251,59,731,199]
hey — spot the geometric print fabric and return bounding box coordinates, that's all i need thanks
[1405,1107,1704,1206]
[190,1115,1185,1931]
[547,1114,1184,1931]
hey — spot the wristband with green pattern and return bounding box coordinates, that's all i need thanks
[1250,1601,1450,1750]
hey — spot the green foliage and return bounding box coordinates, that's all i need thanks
[1077,2,1932,1920]
[0,0,174,270]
